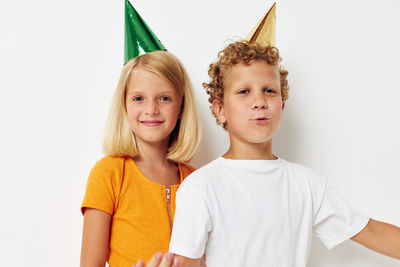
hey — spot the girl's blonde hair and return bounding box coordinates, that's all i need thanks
[103,50,201,162]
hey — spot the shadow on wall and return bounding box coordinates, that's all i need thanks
[273,104,301,162]
[190,111,229,169]
[308,236,398,267]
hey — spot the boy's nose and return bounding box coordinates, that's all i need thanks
[252,100,268,110]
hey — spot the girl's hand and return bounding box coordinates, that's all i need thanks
[133,252,179,267]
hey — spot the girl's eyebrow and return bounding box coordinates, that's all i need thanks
[126,90,177,95]
[126,89,146,94]
[126,91,141,96]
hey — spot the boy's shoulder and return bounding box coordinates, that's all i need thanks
[178,158,225,190]
[284,159,319,176]
[184,157,225,180]
[184,157,328,188]
[190,157,318,174]
[284,160,328,186]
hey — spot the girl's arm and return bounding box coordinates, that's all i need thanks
[351,218,400,260]
[80,208,112,267]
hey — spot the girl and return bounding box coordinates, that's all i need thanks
[80,50,201,267]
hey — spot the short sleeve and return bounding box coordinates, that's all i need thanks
[313,181,370,249]
[81,157,124,215]
[169,179,212,259]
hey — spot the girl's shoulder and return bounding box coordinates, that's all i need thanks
[95,155,128,166]
[179,162,196,179]
[82,156,130,215]
[89,155,130,181]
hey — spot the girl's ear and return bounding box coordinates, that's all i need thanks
[212,99,226,124]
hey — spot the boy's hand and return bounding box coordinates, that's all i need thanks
[133,252,179,267]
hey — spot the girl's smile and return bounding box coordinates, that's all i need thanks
[140,120,165,126]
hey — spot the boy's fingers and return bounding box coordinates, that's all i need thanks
[146,252,163,267]
[158,252,174,267]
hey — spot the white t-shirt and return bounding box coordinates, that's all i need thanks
[169,157,369,267]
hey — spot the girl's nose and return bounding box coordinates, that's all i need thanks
[144,100,159,115]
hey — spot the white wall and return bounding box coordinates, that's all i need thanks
[1,0,399,266]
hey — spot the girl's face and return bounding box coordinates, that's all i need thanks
[125,68,182,147]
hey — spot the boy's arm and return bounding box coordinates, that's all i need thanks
[132,253,204,267]
[351,218,400,260]
[174,255,202,267]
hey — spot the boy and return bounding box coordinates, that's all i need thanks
[167,41,400,266]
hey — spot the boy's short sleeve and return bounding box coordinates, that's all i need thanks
[169,179,212,259]
[81,157,124,215]
[312,181,370,249]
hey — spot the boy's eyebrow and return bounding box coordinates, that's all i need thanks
[230,82,280,89]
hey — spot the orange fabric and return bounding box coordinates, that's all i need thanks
[81,156,195,267]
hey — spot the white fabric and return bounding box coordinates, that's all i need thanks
[169,157,369,267]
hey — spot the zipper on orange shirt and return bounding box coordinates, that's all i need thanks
[166,186,172,232]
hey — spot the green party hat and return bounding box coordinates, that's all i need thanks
[124,0,166,63]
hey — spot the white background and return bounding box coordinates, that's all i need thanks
[1,0,399,266]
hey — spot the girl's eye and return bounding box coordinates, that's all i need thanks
[264,88,276,94]
[238,89,249,94]
[132,96,144,102]
[160,96,171,102]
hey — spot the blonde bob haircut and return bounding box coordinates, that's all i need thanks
[103,50,201,163]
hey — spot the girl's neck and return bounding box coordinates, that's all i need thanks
[134,139,180,186]
[134,139,171,167]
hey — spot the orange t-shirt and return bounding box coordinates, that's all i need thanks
[81,156,195,267]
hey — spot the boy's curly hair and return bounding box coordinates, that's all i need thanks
[203,41,289,128]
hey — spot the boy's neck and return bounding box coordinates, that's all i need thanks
[223,138,276,160]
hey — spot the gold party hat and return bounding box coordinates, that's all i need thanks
[246,2,276,47]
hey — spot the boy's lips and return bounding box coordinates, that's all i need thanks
[140,120,164,126]
[250,117,271,125]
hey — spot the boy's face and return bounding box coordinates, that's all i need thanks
[213,60,284,148]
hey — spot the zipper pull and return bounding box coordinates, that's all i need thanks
[166,186,171,204]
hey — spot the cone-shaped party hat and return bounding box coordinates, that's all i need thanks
[246,2,276,47]
[124,0,166,63]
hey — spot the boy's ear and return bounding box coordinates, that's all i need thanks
[212,99,227,124]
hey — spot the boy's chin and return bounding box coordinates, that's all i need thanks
[248,137,274,145]
[230,133,275,146]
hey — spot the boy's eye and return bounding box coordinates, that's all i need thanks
[264,88,276,94]
[160,96,171,102]
[238,89,249,94]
